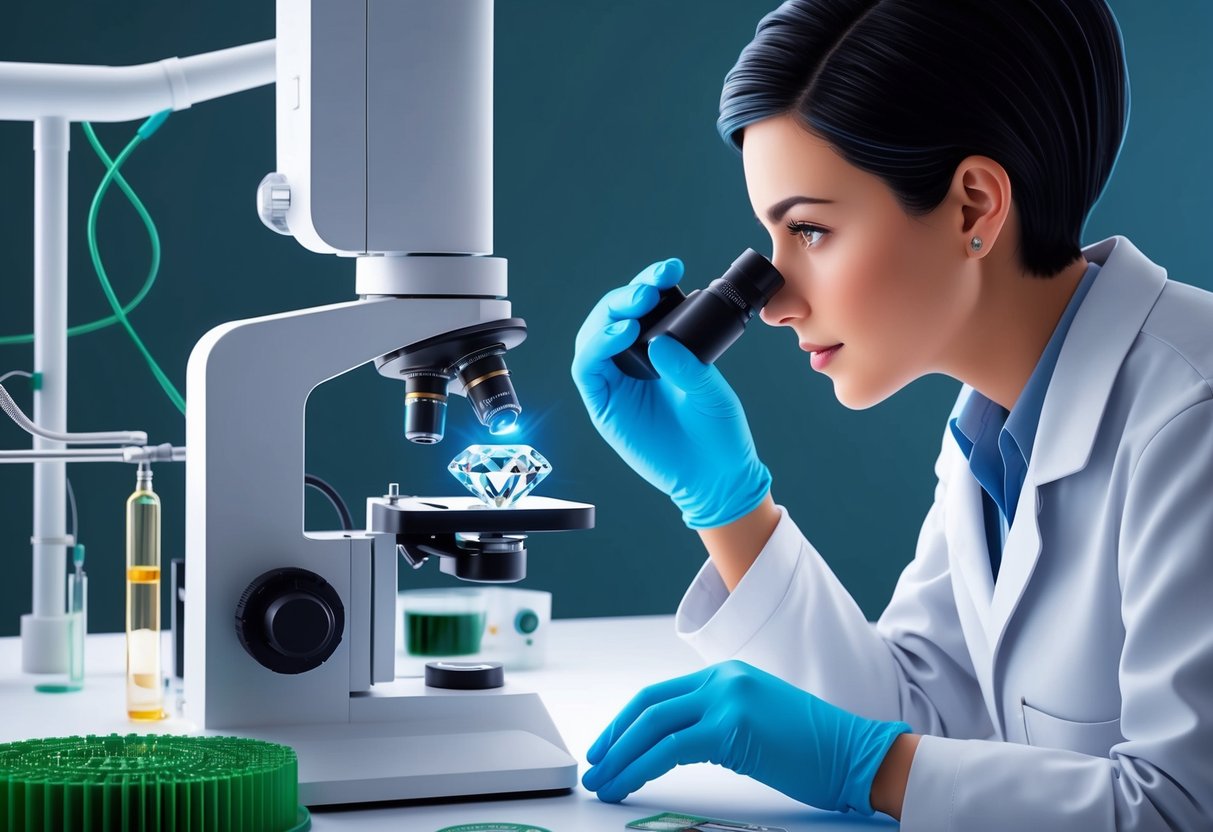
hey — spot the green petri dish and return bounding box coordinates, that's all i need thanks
[405,610,486,656]
[0,734,310,832]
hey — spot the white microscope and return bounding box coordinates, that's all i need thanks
[185,0,594,805]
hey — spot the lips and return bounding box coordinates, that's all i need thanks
[799,341,843,353]
[808,343,843,372]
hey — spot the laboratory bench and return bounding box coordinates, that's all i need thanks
[0,615,898,831]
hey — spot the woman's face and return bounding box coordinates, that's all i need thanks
[743,113,980,409]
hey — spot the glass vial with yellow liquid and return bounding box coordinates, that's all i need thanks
[126,463,164,720]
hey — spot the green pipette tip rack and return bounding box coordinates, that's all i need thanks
[0,734,310,832]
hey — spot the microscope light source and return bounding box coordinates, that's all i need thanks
[489,410,519,435]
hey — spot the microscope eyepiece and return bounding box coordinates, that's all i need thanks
[456,347,522,434]
[613,248,785,380]
[403,370,452,444]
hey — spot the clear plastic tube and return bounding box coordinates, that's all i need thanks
[67,567,86,688]
[126,464,163,720]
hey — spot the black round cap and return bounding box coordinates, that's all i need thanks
[425,660,505,690]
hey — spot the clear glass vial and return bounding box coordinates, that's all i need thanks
[33,544,87,695]
[126,464,164,721]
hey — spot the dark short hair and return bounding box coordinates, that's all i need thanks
[719,0,1129,277]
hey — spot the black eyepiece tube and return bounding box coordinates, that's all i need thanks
[612,249,784,380]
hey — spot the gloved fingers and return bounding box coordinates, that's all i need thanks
[571,318,641,408]
[581,692,705,790]
[586,667,711,764]
[592,726,713,804]
[575,282,658,351]
[573,258,683,365]
[628,257,685,290]
[647,334,732,401]
[575,256,680,356]
[606,281,659,318]
[574,317,641,370]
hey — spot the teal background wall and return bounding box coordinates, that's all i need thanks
[1,2,1210,636]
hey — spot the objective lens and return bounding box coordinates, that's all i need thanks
[456,347,522,432]
[403,370,451,444]
[489,409,519,435]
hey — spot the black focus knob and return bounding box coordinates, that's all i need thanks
[235,567,345,674]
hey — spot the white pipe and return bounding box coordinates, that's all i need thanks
[6,449,123,463]
[22,117,70,674]
[0,383,147,445]
[0,444,185,464]
[171,41,276,113]
[0,40,275,122]
[32,117,67,617]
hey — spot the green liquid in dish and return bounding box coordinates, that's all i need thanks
[405,611,486,656]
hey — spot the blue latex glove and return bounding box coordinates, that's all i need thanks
[582,660,911,814]
[570,258,771,528]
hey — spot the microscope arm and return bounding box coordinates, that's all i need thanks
[187,294,510,536]
[185,294,511,725]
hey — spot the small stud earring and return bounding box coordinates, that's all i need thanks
[970,236,984,253]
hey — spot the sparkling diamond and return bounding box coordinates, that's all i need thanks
[448,444,552,508]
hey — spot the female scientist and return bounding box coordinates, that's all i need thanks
[570,0,1213,828]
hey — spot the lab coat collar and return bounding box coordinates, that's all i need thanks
[1029,235,1167,484]
[985,236,1167,672]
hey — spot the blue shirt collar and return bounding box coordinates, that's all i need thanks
[948,259,1101,517]
[1002,260,1101,461]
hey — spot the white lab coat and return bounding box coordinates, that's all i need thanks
[675,235,1213,830]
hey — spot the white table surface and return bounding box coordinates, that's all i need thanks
[0,615,897,831]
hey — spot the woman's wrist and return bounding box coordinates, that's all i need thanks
[696,492,780,592]
[869,733,921,820]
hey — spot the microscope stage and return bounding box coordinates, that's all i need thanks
[370,495,594,535]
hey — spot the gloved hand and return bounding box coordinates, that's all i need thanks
[582,660,911,814]
[571,258,771,528]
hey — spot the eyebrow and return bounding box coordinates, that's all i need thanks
[764,195,837,224]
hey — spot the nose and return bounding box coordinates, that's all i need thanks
[758,260,806,327]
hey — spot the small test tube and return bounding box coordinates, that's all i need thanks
[67,544,87,688]
[126,463,164,721]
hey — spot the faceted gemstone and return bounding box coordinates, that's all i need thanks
[448,444,552,508]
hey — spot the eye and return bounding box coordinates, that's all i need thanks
[786,221,829,249]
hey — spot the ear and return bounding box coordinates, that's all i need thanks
[949,155,1012,258]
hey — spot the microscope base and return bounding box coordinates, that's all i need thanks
[231,685,577,806]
